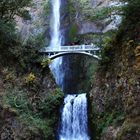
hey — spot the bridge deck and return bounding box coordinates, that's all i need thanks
[41,45,100,53]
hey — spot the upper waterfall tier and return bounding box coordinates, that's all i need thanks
[50,0,61,48]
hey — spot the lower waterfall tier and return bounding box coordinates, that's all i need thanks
[59,93,90,140]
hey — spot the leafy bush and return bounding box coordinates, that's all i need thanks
[122,0,140,23]
[0,0,32,22]
[0,0,44,69]
[43,0,51,15]
[99,36,114,68]
[25,73,36,84]
[0,0,32,47]
[38,88,64,117]
[41,57,52,68]
[90,106,125,140]
[3,87,64,139]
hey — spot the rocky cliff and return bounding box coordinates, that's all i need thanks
[0,0,64,139]
[89,0,140,139]
[0,63,64,139]
[62,0,123,93]
[16,0,50,46]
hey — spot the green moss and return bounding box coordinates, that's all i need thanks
[69,24,79,42]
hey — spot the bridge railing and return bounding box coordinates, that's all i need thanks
[42,45,100,53]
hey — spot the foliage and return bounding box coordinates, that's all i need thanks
[0,0,35,68]
[0,20,17,47]
[118,0,140,41]
[76,0,123,21]
[25,72,36,84]
[43,0,51,15]
[90,105,125,140]
[0,0,31,50]
[0,0,47,70]
[3,87,64,139]
[41,57,52,68]
[0,0,32,22]
[96,112,124,134]
[98,0,140,70]
[38,88,64,117]
[0,0,63,139]
[69,24,79,43]
[117,121,140,140]
[89,6,122,21]
[2,68,16,83]
[7,43,39,70]
[0,30,45,70]
[68,0,77,21]
[99,36,114,69]
[121,0,140,23]
[90,1,140,140]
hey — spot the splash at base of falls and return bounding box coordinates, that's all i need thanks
[59,93,90,140]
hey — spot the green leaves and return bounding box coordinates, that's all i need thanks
[0,0,33,66]
[0,0,32,22]
[3,86,64,139]
[122,0,140,22]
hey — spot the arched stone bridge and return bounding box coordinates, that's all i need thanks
[40,45,101,60]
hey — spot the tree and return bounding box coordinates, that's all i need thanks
[0,0,33,66]
[0,0,32,22]
[0,0,32,46]
[121,0,140,23]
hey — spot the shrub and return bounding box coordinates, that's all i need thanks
[100,36,114,68]
[41,57,52,68]
[3,87,64,139]
[25,73,36,84]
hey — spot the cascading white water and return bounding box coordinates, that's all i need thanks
[50,0,61,49]
[50,1,90,139]
[49,0,63,87]
[59,94,90,140]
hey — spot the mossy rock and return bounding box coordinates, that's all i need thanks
[117,121,140,140]
[69,23,79,43]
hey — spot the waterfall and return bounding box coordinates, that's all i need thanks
[59,94,90,140]
[49,0,90,139]
[49,0,63,88]
[50,0,61,48]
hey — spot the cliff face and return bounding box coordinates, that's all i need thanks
[0,0,64,139]
[76,0,140,140]
[89,3,140,139]
[69,0,121,35]
[16,0,50,46]
[63,0,123,93]
[0,65,64,139]
[90,42,140,140]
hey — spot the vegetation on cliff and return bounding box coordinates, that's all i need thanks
[90,0,140,140]
[0,0,64,139]
[0,0,140,140]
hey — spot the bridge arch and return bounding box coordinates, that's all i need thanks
[40,45,101,60]
[48,52,101,60]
